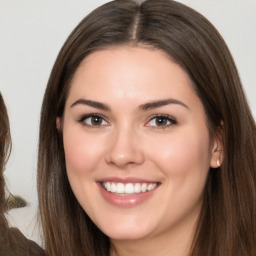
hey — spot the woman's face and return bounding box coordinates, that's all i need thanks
[62,46,220,243]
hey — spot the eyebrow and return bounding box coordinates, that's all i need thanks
[70,98,189,112]
[139,99,189,111]
[70,99,111,111]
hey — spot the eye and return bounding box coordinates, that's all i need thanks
[79,114,109,127]
[146,115,176,128]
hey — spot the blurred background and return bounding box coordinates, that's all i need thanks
[0,0,255,246]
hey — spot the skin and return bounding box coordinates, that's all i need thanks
[60,46,221,256]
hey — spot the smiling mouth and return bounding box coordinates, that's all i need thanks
[101,182,159,195]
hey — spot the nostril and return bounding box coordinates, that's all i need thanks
[105,151,144,168]
[105,130,145,167]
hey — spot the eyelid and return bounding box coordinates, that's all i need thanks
[78,113,103,121]
[145,114,177,128]
[78,113,109,127]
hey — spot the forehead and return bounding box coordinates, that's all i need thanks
[68,46,197,103]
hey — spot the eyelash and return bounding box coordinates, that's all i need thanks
[78,113,109,128]
[145,114,177,129]
[78,113,177,129]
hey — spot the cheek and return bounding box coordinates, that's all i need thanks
[148,128,211,178]
[149,129,211,219]
[63,127,104,176]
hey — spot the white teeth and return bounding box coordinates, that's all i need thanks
[110,183,117,193]
[106,182,111,192]
[116,183,125,193]
[141,183,147,192]
[102,182,158,195]
[134,183,141,193]
[147,183,157,191]
[125,183,134,194]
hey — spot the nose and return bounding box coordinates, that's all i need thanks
[105,127,145,168]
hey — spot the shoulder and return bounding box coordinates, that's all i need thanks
[0,226,45,256]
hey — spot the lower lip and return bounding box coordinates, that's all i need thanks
[97,183,158,208]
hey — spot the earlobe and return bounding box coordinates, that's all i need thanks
[210,122,224,168]
[56,117,62,131]
[210,140,223,168]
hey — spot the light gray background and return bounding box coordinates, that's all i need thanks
[0,0,255,244]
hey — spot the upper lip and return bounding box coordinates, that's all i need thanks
[97,177,160,184]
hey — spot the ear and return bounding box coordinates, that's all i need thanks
[56,117,62,131]
[210,126,224,168]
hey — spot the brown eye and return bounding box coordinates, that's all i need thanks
[90,116,103,125]
[155,117,168,126]
[147,115,176,127]
[80,114,108,127]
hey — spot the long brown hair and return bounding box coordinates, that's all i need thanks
[0,93,11,213]
[0,93,45,256]
[38,0,256,255]
[0,93,10,249]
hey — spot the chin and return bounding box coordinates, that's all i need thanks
[108,232,148,241]
[101,223,152,241]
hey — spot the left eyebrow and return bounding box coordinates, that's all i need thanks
[139,98,189,111]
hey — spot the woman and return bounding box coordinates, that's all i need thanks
[37,0,256,255]
[0,93,45,256]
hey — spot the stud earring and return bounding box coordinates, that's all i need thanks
[217,159,221,167]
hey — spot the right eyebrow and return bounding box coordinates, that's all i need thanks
[70,99,111,111]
